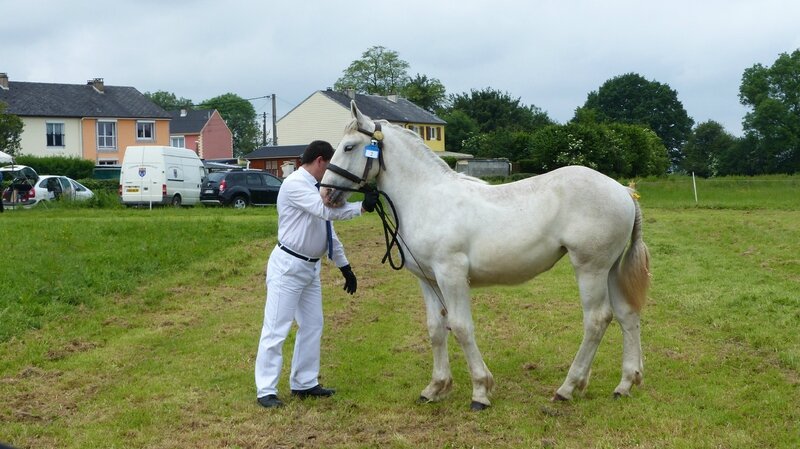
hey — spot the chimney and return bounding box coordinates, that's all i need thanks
[180,108,187,117]
[346,88,356,99]
[88,77,104,93]
[0,73,8,90]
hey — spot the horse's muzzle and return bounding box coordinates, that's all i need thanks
[321,186,349,208]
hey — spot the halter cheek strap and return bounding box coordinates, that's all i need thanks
[325,121,385,191]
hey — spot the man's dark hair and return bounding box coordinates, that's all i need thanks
[301,140,335,165]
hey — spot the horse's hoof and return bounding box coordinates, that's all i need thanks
[613,391,630,399]
[470,401,489,411]
[417,395,432,404]
[551,393,570,402]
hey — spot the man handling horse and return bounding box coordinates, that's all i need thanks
[255,140,379,408]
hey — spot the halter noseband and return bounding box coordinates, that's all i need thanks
[324,122,385,192]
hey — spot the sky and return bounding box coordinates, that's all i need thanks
[3,0,800,137]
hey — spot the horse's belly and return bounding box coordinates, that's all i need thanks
[468,243,566,287]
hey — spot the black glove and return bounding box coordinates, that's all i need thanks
[362,190,380,213]
[339,264,357,295]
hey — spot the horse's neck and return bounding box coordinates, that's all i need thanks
[377,135,454,203]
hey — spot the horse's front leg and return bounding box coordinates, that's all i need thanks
[418,280,453,403]
[435,261,494,411]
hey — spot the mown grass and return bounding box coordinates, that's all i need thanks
[635,174,800,210]
[1,177,799,448]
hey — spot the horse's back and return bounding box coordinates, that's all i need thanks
[492,166,634,223]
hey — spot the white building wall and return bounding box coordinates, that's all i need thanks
[276,91,351,147]
[19,117,83,158]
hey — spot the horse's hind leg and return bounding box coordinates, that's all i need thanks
[418,280,453,403]
[554,269,613,401]
[608,271,644,397]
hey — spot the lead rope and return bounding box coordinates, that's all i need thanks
[320,184,448,316]
[371,190,448,317]
[372,189,404,270]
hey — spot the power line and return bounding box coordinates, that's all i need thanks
[188,94,273,109]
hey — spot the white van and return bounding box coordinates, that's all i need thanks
[120,146,207,207]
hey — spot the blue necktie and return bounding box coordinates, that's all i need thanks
[316,183,333,259]
[326,220,333,259]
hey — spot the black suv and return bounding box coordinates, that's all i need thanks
[200,169,282,208]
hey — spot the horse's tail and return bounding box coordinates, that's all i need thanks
[617,194,651,312]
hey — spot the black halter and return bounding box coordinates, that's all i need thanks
[324,122,385,191]
[319,119,448,314]
[320,122,404,270]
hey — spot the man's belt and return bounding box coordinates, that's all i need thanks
[278,243,320,262]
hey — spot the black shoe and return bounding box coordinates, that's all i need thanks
[257,394,284,408]
[291,384,336,399]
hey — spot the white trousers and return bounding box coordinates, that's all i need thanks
[255,247,324,398]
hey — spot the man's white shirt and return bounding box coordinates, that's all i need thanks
[276,167,361,266]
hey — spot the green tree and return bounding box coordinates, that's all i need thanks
[143,90,193,111]
[717,135,760,176]
[527,122,667,178]
[607,123,670,177]
[462,130,532,162]
[0,102,24,158]
[401,74,447,112]
[448,88,553,133]
[739,49,800,173]
[579,73,694,168]
[437,109,479,153]
[681,121,736,177]
[200,93,259,158]
[334,46,411,95]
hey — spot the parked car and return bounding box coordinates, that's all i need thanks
[200,169,282,208]
[1,164,39,209]
[2,175,94,209]
[0,164,39,182]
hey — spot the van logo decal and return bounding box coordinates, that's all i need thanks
[138,168,146,177]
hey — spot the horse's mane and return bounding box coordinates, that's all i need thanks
[344,119,486,184]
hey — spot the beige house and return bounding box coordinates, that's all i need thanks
[276,90,447,151]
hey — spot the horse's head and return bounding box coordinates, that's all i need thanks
[321,101,385,208]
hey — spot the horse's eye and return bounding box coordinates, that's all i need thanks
[344,145,355,152]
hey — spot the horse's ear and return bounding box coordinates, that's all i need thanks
[350,100,368,126]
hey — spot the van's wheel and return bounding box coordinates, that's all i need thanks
[171,194,182,207]
[232,195,248,209]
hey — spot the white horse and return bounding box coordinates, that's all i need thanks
[321,102,651,410]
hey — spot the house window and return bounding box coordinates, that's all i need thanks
[97,159,118,165]
[97,121,117,150]
[137,121,155,141]
[171,136,185,148]
[407,125,423,139]
[46,122,65,147]
[426,126,440,141]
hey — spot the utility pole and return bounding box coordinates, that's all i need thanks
[262,112,267,146]
[271,94,278,145]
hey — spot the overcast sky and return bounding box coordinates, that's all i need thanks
[3,0,799,137]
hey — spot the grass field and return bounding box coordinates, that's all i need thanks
[1,176,798,448]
